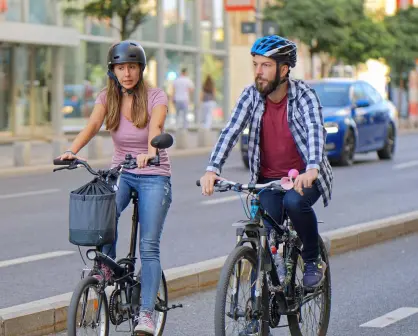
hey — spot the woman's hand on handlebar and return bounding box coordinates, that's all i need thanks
[58,150,84,162]
[200,171,223,196]
[136,153,155,169]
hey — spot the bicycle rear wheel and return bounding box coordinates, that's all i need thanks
[287,235,331,336]
[67,276,109,336]
[214,245,269,336]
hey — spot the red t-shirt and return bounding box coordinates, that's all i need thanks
[260,95,306,178]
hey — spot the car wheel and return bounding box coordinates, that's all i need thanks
[335,128,355,166]
[377,124,395,160]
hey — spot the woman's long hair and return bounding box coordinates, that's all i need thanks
[105,66,149,131]
[203,75,215,94]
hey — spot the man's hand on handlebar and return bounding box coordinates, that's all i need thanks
[199,171,225,196]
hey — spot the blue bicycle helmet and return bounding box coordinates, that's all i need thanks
[251,35,297,68]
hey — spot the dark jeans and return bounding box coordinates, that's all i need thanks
[258,175,321,262]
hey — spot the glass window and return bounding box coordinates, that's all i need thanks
[180,0,195,46]
[63,41,110,125]
[29,0,57,25]
[163,0,177,44]
[201,0,225,50]
[308,82,351,107]
[164,0,195,45]
[201,54,225,123]
[351,83,367,102]
[143,48,158,88]
[85,17,113,37]
[134,0,158,42]
[4,0,22,22]
[0,47,12,132]
[164,51,196,126]
[61,0,84,33]
[363,82,382,105]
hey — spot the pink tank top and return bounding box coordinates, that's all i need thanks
[95,88,171,177]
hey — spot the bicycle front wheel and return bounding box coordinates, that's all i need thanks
[215,245,269,336]
[67,276,109,336]
[287,234,332,336]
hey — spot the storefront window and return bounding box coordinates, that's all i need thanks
[201,0,225,50]
[164,51,196,125]
[135,0,158,42]
[0,47,12,132]
[163,0,195,45]
[4,0,22,22]
[63,41,110,127]
[29,0,57,25]
[201,54,225,123]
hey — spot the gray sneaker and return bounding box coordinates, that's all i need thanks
[134,311,155,335]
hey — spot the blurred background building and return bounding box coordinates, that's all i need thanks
[0,0,229,140]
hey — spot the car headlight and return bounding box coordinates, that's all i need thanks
[325,122,339,134]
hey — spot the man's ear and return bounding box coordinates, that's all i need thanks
[280,64,289,77]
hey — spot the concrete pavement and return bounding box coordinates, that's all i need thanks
[0,133,418,309]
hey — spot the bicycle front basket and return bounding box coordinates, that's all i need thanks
[68,177,116,247]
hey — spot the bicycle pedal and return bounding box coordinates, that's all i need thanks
[166,303,183,311]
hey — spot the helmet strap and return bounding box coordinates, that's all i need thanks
[107,70,139,95]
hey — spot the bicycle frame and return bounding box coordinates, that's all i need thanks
[230,194,303,319]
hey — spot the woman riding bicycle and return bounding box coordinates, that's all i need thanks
[59,40,172,335]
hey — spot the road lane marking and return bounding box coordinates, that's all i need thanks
[201,195,241,205]
[360,307,418,328]
[393,160,418,170]
[0,251,75,268]
[0,189,60,200]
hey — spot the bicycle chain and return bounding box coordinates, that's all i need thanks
[109,289,127,326]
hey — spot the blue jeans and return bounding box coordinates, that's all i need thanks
[258,176,321,262]
[102,172,172,312]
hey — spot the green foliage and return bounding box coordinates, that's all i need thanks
[383,6,418,83]
[64,0,151,40]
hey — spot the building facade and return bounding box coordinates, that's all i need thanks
[0,0,229,139]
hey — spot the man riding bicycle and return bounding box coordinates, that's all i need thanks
[199,35,334,290]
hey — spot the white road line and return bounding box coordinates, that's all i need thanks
[360,307,418,328]
[201,195,242,205]
[0,251,75,269]
[0,189,60,200]
[393,160,418,170]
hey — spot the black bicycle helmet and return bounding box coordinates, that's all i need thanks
[106,40,147,94]
[107,40,147,71]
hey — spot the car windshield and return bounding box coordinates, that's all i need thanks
[308,82,351,107]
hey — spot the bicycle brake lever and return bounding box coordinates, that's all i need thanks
[148,156,160,166]
[53,166,68,172]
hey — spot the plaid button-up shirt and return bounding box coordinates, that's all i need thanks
[206,79,333,207]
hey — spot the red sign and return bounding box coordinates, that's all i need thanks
[224,0,255,12]
[0,0,7,13]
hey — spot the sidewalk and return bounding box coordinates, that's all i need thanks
[0,130,221,173]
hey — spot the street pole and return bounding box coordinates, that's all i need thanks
[255,0,262,38]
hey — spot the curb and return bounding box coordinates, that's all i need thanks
[0,146,217,178]
[0,210,418,336]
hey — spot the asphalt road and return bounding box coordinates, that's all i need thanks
[56,233,418,336]
[0,132,418,309]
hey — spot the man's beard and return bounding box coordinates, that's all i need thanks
[255,76,281,96]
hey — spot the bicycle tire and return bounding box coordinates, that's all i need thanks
[214,245,270,336]
[287,235,331,336]
[67,276,109,336]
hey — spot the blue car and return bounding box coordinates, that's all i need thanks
[240,78,398,167]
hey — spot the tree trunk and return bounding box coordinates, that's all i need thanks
[310,48,315,79]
